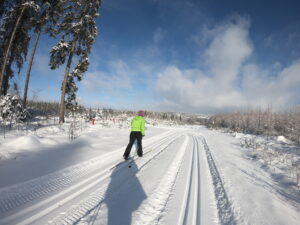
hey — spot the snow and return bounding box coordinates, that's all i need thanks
[196,127,300,225]
[22,1,40,11]
[277,135,290,144]
[52,41,69,51]
[0,119,299,225]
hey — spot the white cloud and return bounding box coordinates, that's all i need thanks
[82,60,132,92]
[156,66,245,113]
[155,17,300,114]
[204,17,252,86]
[242,60,300,107]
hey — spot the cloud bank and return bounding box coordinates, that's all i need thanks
[155,17,300,114]
[80,15,299,114]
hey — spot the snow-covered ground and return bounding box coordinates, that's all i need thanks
[0,120,299,225]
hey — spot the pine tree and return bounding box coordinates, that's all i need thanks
[0,1,39,96]
[0,2,5,19]
[22,0,65,108]
[49,0,101,123]
[0,0,19,19]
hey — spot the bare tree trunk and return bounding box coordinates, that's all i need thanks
[59,38,77,123]
[296,107,300,145]
[257,107,262,134]
[2,57,13,95]
[23,29,41,107]
[0,6,26,96]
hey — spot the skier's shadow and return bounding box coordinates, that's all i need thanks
[103,160,147,225]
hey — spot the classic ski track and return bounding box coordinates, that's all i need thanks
[0,130,176,215]
[177,135,200,225]
[0,131,238,225]
[0,130,183,225]
[48,132,184,225]
[131,135,189,225]
[200,136,237,225]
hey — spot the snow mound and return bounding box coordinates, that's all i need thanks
[39,137,58,146]
[232,132,244,139]
[0,135,42,160]
[6,135,41,150]
[276,135,290,144]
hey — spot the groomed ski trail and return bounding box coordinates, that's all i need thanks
[80,133,236,225]
[0,130,183,225]
[0,130,239,225]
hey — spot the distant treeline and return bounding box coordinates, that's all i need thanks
[205,106,300,144]
[6,98,300,144]
[24,101,300,144]
[27,100,85,117]
[26,100,206,125]
[87,108,195,125]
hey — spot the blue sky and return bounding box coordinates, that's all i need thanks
[16,0,300,114]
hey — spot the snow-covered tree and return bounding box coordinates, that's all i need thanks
[0,1,39,96]
[0,93,30,123]
[0,1,7,19]
[0,0,19,20]
[49,0,101,123]
[23,0,65,108]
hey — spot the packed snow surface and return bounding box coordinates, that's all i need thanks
[0,120,299,225]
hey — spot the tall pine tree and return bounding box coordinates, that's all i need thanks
[22,0,65,107]
[0,1,39,96]
[49,0,101,123]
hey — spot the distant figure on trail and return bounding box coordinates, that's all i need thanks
[123,110,145,160]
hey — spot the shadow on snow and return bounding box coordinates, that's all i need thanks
[88,160,146,225]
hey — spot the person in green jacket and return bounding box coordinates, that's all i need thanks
[123,110,146,160]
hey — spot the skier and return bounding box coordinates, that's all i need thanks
[123,110,146,160]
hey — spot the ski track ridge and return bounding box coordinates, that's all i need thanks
[177,135,201,225]
[0,130,175,214]
[0,130,180,224]
[177,135,195,225]
[131,135,189,225]
[44,132,184,224]
[1,131,240,225]
[201,136,237,225]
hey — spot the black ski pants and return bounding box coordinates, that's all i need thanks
[124,131,143,157]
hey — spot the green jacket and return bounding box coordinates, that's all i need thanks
[131,116,145,136]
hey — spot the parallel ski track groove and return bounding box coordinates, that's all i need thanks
[176,135,193,225]
[130,135,189,225]
[181,135,200,225]
[0,131,177,216]
[49,133,184,225]
[182,137,195,225]
[195,137,201,225]
[201,136,236,225]
[0,131,183,225]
